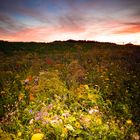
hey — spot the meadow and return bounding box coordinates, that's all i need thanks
[0,40,140,140]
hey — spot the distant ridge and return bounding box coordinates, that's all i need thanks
[0,39,118,45]
[0,39,140,46]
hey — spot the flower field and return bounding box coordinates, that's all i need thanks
[0,40,140,140]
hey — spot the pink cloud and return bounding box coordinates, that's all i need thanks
[0,22,86,42]
[113,25,140,34]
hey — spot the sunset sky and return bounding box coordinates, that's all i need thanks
[0,0,140,44]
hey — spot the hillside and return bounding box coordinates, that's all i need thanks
[0,40,140,139]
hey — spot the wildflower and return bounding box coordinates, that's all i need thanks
[31,133,44,140]
[25,85,30,90]
[17,132,22,137]
[88,106,99,114]
[84,85,89,90]
[93,85,100,91]
[34,77,39,85]
[132,133,140,140]
[121,126,125,133]
[42,120,49,125]
[62,112,70,118]
[63,127,68,133]
[61,127,68,137]
[65,124,75,131]
[88,109,94,114]
[46,58,53,65]
[35,112,42,121]
[34,128,41,133]
[29,93,35,101]
[29,109,33,113]
[75,122,81,128]
[28,75,32,81]
[88,108,99,114]
[125,90,128,93]
[42,111,48,118]
[47,103,53,110]
[79,115,91,127]
[96,118,102,125]
[24,78,29,85]
[80,84,85,89]
[39,71,45,76]
[16,64,20,69]
[126,119,133,125]
[106,85,109,89]
[105,78,109,81]
[51,119,59,124]
[18,93,24,101]
[29,119,34,125]
[59,118,63,123]
[1,91,6,96]
[41,102,46,106]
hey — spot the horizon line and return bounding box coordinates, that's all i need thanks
[0,39,139,46]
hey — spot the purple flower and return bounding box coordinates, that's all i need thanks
[35,112,42,121]
[34,77,39,85]
[42,120,49,125]
[29,109,33,113]
[42,111,48,117]
[47,104,53,110]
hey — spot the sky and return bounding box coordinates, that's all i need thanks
[0,0,140,44]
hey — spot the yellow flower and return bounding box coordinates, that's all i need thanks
[29,93,35,101]
[61,127,68,138]
[96,118,102,125]
[75,122,81,128]
[17,132,22,137]
[18,93,24,101]
[63,127,68,134]
[126,119,133,125]
[80,115,91,127]
[31,133,44,140]
[80,84,85,88]
[105,78,109,81]
[84,85,89,90]
[34,128,41,133]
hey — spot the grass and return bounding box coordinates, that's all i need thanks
[0,40,140,140]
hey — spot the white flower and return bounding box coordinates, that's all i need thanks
[51,120,59,124]
[62,112,70,118]
[24,79,29,84]
[29,119,34,124]
[65,124,75,131]
[39,71,45,76]
[88,108,99,114]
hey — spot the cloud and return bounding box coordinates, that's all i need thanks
[113,22,140,34]
[0,0,52,25]
[57,13,86,33]
[123,22,140,26]
[0,13,25,33]
[0,0,140,44]
[0,23,85,42]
